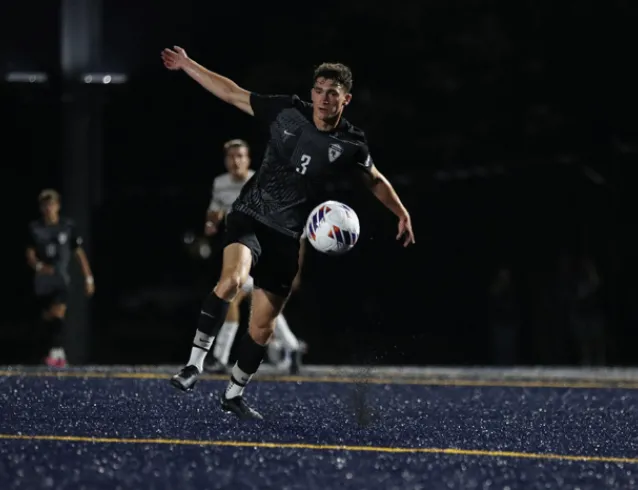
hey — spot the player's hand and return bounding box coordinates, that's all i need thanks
[85,278,95,297]
[37,264,55,275]
[161,46,189,71]
[204,221,218,236]
[397,213,415,247]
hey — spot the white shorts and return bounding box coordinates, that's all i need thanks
[241,275,255,294]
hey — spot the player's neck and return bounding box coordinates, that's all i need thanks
[313,113,341,132]
[44,215,59,225]
[231,172,250,182]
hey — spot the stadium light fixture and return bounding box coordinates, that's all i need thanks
[81,73,128,84]
[5,72,48,83]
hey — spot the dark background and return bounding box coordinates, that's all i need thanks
[1,0,636,367]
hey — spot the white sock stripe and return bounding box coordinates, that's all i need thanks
[188,331,215,371]
[231,363,252,385]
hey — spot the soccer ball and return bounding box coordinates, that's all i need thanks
[305,200,360,255]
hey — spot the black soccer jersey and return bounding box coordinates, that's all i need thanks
[27,217,83,288]
[231,93,374,239]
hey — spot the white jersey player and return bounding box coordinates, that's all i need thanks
[204,139,306,374]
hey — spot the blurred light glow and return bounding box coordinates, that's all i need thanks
[5,72,48,83]
[81,73,128,84]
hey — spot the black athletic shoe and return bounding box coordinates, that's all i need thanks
[220,395,263,420]
[170,365,200,392]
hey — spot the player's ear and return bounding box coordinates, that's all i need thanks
[344,93,352,106]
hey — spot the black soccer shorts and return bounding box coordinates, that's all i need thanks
[36,286,68,311]
[223,211,300,298]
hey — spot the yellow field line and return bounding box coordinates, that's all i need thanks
[0,433,635,465]
[1,370,638,390]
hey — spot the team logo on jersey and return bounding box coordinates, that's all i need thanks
[58,232,68,244]
[328,143,343,162]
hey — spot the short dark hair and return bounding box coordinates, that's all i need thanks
[313,62,353,93]
[223,139,249,155]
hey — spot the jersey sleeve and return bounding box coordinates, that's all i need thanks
[208,178,222,212]
[352,143,374,174]
[69,222,84,250]
[249,93,296,124]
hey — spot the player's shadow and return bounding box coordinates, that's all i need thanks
[349,381,378,428]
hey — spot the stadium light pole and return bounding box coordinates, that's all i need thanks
[60,0,128,364]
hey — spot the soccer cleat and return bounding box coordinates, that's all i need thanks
[170,365,200,392]
[44,356,66,368]
[220,395,263,420]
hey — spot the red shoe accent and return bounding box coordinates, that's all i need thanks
[44,356,67,368]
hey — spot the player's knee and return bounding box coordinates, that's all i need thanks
[232,289,248,305]
[249,318,276,345]
[215,273,247,300]
[49,304,66,319]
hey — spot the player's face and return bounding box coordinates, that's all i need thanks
[40,199,60,219]
[225,146,251,178]
[311,77,351,124]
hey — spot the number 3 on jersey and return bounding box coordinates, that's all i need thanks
[297,154,311,175]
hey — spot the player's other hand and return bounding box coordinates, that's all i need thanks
[85,279,95,297]
[38,264,55,275]
[204,221,218,236]
[161,46,189,71]
[397,213,415,247]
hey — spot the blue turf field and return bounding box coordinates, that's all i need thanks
[1,367,638,489]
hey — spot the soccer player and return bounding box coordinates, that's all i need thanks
[26,189,95,367]
[162,46,415,420]
[204,139,306,374]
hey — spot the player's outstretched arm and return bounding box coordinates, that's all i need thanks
[161,46,254,116]
[363,166,416,247]
[74,247,95,296]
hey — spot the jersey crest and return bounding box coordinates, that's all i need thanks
[58,232,68,244]
[328,143,343,163]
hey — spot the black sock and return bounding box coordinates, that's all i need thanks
[224,333,267,399]
[197,293,230,336]
[236,332,267,376]
[48,317,65,349]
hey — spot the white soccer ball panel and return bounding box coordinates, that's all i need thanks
[306,201,360,255]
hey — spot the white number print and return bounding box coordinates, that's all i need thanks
[297,154,311,175]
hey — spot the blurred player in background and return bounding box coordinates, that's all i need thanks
[26,190,95,367]
[204,139,307,374]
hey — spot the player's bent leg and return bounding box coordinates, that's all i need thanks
[43,303,67,368]
[171,243,252,392]
[208,289,249,372]
[273,314,300,351]
[273,314,306,374]
[221,287,288,420]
